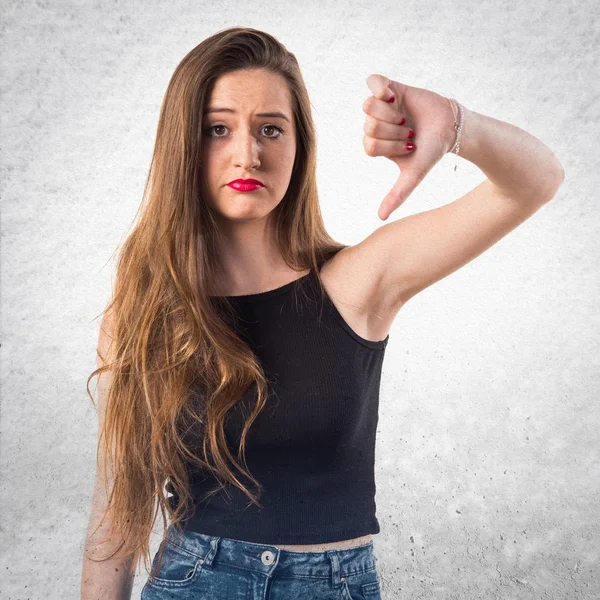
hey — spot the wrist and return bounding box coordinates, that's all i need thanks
[445,98,463,154]
[445,104,481,162]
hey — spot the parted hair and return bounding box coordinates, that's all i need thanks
[85,26,347,577]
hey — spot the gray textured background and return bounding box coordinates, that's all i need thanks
[1,0,599,598]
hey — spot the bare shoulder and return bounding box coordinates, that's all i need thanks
[318,244,402,344]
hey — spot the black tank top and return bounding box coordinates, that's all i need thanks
[169,263,389,544]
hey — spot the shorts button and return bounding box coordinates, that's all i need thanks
[260,550,275,565]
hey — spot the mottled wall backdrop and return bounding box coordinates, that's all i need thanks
[1,0,598,598]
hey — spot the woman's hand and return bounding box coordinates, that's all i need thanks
[362,74,460,220]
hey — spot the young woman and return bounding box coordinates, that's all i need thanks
[80,27,564,600]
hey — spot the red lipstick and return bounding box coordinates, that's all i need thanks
[227,178,265,192]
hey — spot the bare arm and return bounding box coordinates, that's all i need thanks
[458,106,564,202]
[348,98,564,314]
[81,311,135,600]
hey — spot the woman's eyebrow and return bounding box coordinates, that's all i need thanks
[204,107,290,123]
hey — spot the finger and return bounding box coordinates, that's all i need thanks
[366,74,409,107]
[362,95,403,125]
[378,137,442,220]
[363,116,414,141]
[366,74,392,99]
[379,165,431,221]
[378,168,427,221]
[366,74,396,102]
[363,135,415,158]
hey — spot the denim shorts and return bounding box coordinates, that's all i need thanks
[141,524,382,599]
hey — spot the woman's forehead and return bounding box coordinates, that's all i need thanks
[208,70,292,111]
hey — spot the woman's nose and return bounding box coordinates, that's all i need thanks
[232,132,260,170]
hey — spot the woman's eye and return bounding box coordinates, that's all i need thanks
[203,124,283,139]
[261,125,283,138]
[208,125,227,137]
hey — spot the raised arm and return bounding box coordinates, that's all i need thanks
[342,75,564,319]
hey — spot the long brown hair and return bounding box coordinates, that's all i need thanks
[85,26,347,577]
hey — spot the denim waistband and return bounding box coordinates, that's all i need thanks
[163,525,377,583]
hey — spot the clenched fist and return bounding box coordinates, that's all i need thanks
[362,74,461,220]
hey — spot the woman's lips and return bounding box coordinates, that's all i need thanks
[227,179,265,192]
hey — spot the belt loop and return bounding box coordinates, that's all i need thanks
[326,550,344,587]
[201,536,220,568]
